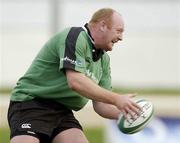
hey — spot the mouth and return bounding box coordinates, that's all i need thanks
[111,39,119,44]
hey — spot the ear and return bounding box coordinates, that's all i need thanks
[99,20,107,32]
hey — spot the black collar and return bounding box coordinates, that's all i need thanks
[84,23,104,62]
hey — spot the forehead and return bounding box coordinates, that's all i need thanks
[111,12,124,30]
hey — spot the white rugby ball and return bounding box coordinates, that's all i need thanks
[117,99,154,134]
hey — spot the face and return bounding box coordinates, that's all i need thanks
[95,12,124,51]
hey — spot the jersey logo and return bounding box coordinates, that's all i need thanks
[85,69,99,83]
[61,56,82,66]
[21,123,31,129]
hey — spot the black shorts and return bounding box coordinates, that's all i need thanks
[7,98,82,143]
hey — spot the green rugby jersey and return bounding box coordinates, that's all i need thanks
[11,26,112,111]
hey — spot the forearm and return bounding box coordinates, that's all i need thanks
[66,70,117,105]
[93,101,121,120]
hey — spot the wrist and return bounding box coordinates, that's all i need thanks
[111,93,119,106]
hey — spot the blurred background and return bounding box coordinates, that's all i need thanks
[0,0,180,143]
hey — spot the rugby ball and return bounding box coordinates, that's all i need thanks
[117,99,154,134]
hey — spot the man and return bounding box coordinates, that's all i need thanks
[8,8,141,143]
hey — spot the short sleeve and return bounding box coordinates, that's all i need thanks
[99,54,112,91]
[59,27,86,73]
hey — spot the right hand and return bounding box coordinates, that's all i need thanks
[114,94,141,119]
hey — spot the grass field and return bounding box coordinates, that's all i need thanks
[1,87,180,95]
[113,87,180,95]
[0,128,10,143]
[0,127,104,143]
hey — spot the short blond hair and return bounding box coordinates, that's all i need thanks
[89,8,115,26]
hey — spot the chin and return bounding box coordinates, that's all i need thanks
[105,47,113,51]
[109,48,113,51]
[107,45,113,51]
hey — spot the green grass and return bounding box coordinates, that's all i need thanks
[1,86,180,95]
[113,87,180,95]
[84,127,104,143]
[0,128,10,143]
[0,127,104,143]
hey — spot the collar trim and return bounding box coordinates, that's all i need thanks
[83,23,104,62]
[83,23,94,44]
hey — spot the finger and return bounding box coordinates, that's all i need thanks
[124,106,135,119]
[132,101,142,111]
[129,103,141,116]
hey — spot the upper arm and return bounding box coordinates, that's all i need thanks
[58,27,86,74]
[66,69,85,90]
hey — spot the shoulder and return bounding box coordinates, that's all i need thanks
[52,27,84,39]
[63,27,87,44]
[48,27,86,46]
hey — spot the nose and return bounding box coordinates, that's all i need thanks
[118,37,122,41]
[119,33,123,41]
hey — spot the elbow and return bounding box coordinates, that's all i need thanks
[93,102,103,116]
[67,79,76,90]
[66,70,83,91]
[94,107,106,118]
[67,77,80,91]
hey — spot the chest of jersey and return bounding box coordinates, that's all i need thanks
[85,56,103,84]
